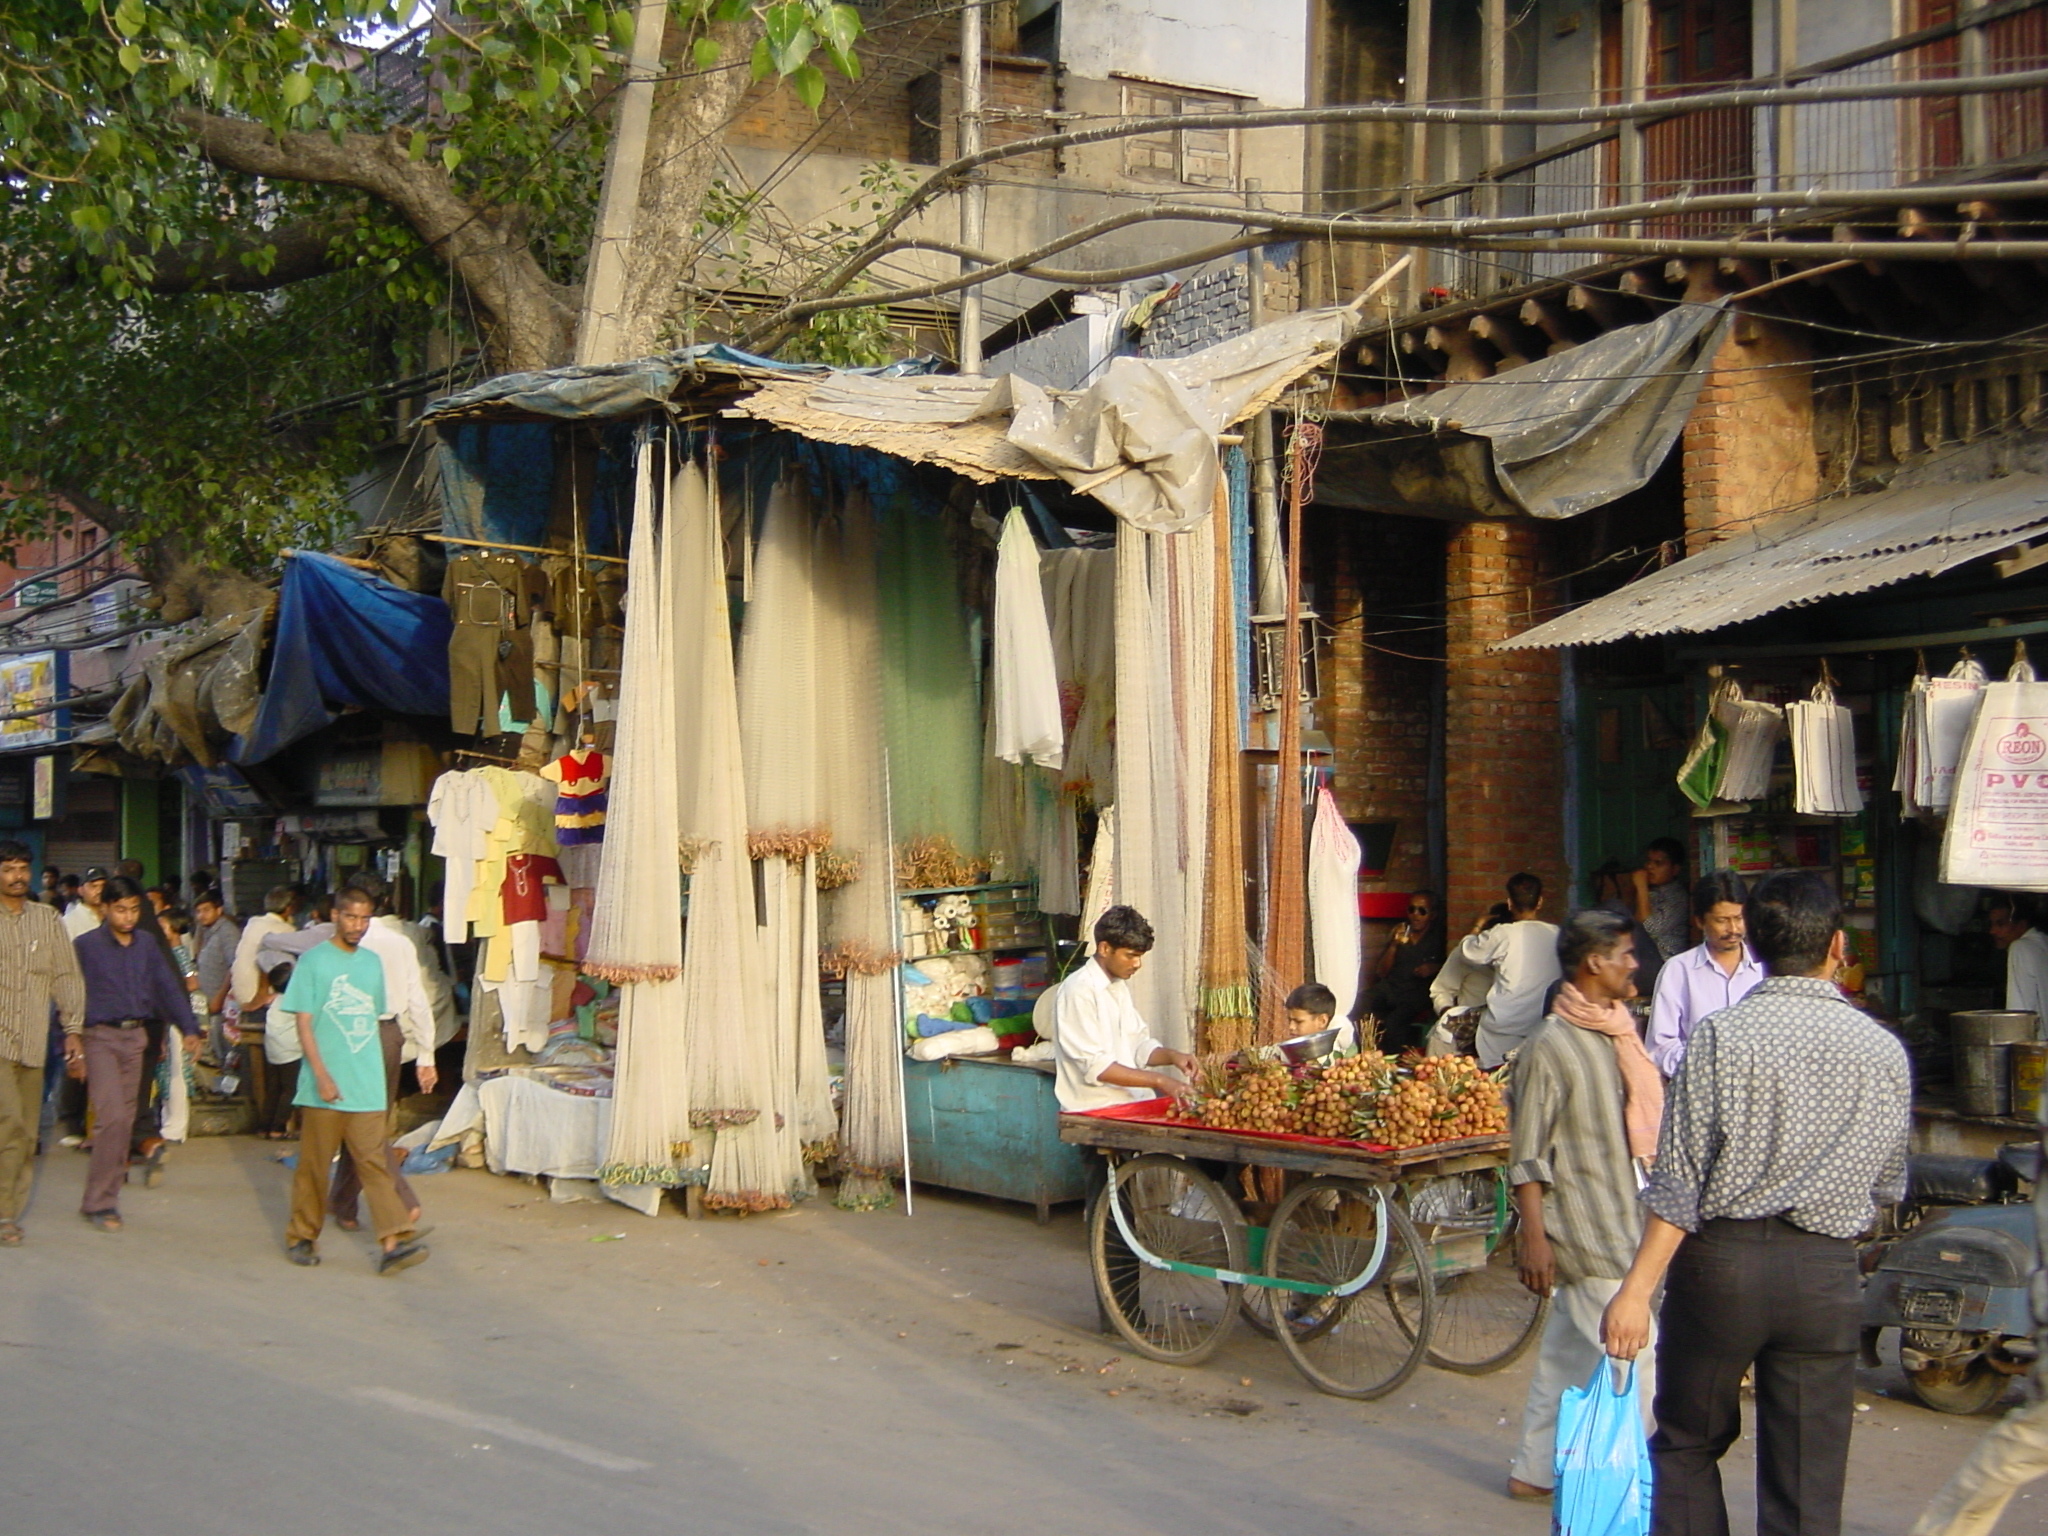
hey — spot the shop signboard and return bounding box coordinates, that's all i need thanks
[313,747,382,807]
[31,754,60,821]
[13,579,58,609]
[175,762,271,818]
[0,652,65,749]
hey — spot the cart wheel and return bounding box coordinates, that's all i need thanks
[1089,1154,1246,1366]
[1266,1177,1435,1399]
[1396,1169,1548,1374]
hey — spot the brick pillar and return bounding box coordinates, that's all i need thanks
[1443,520,1566,933]
[1322,514,1439,896]
[1682,316,1818,552]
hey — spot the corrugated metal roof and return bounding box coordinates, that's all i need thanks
[1496,472,2048,650]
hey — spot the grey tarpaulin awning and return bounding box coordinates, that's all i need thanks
[1496,472,2048,650]
[1339,302,1731,520]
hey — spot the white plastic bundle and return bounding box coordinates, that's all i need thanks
[1713,685,1785,803]
[1789,674,1863,816]
[1308,786,1363,1020]
[1913,655,1990,814]
[990,508,1065,769]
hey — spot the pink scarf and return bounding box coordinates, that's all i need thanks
[1553,982,1665,1163]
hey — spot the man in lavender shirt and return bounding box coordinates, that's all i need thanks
[1646,870,1762,1078]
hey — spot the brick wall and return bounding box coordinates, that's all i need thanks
[1316,510,1441,902]
[1681,316,1819,551]
[725,0,960,162]
[907,56,1059,173]
[1442,520,1567,933]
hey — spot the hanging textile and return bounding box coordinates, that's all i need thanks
[879,496,983,865]
[591,442,692,1188]
[670,459,804,1211]
[1309,787,1363,1021]
[990,508,1065,770]
[816,493,905,1208]
[736,476,839,1165]
[1198,474,1252,1056]
[1788,669,1863,816]
[1044,546,1117,806]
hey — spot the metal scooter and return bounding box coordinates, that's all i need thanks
[1860,1143,2041,1413]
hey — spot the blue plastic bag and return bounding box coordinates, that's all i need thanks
[1554,1359,1654,1536]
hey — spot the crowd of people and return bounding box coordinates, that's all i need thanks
[0,844,446,1274]
[1053,858,2044,1536]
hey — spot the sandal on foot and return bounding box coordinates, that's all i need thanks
[82,1211,122,1233]
[377,1240,430,1276]
[285,1240,320,1267]
[141,1142,167,1189]
[0,1220,22,1246]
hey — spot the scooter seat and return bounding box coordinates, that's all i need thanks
[1998,1141,2042,1184]
[1906,1153,2020,1206]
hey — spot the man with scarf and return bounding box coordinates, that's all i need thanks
[1504,908,1663,1503]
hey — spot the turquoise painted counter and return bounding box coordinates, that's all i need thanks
[902,1054,1091,1223]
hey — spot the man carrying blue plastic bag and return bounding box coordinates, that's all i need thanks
[1602,873,1911,1536]
[1505,910,1662,1503]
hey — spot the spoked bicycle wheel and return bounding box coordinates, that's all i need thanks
[1265,1176,1434,1399]
[1396,1169,1548,1374]
[1090,1154,1247,1365]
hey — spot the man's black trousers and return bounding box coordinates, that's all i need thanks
[1651,1215,1861,1536]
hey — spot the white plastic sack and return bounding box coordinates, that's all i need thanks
[1713,683,1784,803]
[1788,678,1862,816]
[1912,657,1989,813]
[1941,676,2048,889]
[1309,787,1363,1019]
[989,508,1064,769]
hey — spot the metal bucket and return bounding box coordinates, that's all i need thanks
[1951,1010,2040,1046]
[2012,1042,2048,1117]
[1957,1046,2014,1117]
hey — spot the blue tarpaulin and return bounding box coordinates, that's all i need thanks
[235,552,453,764]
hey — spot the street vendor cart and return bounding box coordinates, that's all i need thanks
[1059,1100,1541,1400]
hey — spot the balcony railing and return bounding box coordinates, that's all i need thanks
[1385,0,2048,299]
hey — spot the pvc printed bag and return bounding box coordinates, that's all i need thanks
[1941,648,2048,890]
[1553,1360,1653,1536]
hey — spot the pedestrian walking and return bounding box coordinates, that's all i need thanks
[62,867,106,940]
[0,840,83,1246]
[1505,908,1663,1502]
[191,889,239,1064]
[278,889,427,1274]
[73,876,200,1232]
[1602,871,1911,1536]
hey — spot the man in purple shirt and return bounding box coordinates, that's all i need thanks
[74,876,200,1231]
[1646,870,1762,1078]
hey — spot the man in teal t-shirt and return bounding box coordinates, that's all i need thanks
[279,889,429,1275]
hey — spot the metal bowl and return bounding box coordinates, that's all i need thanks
[1275,1026,1344,1065]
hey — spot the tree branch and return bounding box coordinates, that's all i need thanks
[174,108,576,370]
[141,221,347,294]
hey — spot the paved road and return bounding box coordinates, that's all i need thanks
[0,1137,2021,1535]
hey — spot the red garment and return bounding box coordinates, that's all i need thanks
[502,854,566,926]
[553,748,606,786]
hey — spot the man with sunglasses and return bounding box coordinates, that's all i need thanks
[1365,891,1445,1053]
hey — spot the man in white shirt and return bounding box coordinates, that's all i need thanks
[61,868,107,940]
[1990,893,2048,1028]
[1052,905,1195,1113]
[1455,873,1562,1069]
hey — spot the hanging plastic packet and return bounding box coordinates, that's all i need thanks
[1788,665,1862,816]
[1713,679,1784,803]
[1915,651,1990,814]
[1942,642,2048,889]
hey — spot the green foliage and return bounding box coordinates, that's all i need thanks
[0,0,866,565]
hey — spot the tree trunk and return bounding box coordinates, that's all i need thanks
[613,18,762,360]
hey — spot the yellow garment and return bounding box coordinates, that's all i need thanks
[465,767,561,949]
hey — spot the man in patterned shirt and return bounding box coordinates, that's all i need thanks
[1603,870,1910,1536]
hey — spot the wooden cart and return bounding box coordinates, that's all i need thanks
[1059,1103,1541,1399]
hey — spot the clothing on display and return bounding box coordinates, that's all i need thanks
[444,551,552,736]
[540,746,608,844]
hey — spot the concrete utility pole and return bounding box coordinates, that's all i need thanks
[576,0,669,366]
[957,0,987,374]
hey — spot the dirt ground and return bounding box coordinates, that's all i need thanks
[0,1136,2031,1535]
